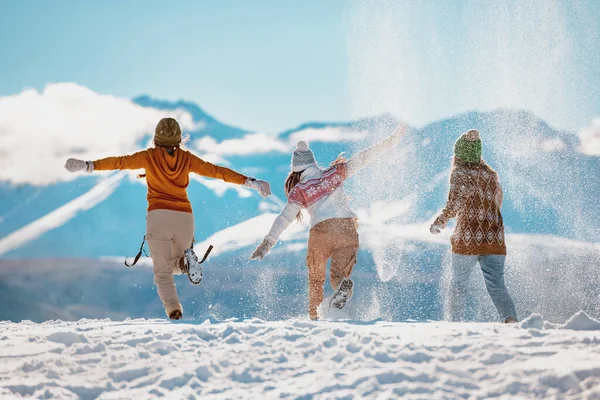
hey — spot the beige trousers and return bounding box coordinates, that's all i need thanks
[146,209,194,316]
[306,218,359,319]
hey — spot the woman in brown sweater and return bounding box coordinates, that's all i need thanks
[430,129,518,323]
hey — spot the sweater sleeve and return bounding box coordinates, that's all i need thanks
[93,151,148,171]
[346,131,403,178]
[190,153,247,184]
[495,175,504,208]
[434,170,468,228]
[264,202,303,244]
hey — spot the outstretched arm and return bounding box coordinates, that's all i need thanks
[190,153,247,184]
[250,201,303,261]
[190,153,271,197]
[430,170,468,233]
[64,150,148,173]
[92,151,148,171]
[346,123,407,178]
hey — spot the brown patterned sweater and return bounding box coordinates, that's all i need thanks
[434,159,507,256]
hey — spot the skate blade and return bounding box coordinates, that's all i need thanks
[188,267,203,285]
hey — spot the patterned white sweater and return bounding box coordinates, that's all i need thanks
[272,163,356,239]
[264,132,403,245]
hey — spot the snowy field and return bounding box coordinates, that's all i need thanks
[1,313,600,399]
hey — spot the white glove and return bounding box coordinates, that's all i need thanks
[430,223,442,235]
[65,158,94,173]
[245,178,271,198]
[250,237,275,261]
[391,123,408,138]
[384,123,408,147]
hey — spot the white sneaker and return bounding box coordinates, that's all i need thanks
[330,278,353,309]
[184,248,203,285]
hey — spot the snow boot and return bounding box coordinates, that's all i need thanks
[169,310,183,320]
[183,248,203,285]
[330,277,354,310]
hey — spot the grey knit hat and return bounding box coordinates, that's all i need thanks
[291,140,317,172]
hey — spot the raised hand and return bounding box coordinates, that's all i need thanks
[346,122,408,178]
[391,123,408,138]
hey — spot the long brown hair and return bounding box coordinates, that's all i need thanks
[285,171,303,222]
[137,142,181,179]
[155,142,180,156]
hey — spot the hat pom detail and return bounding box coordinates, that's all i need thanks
[296,140,309,151]
[291,140,316,172]
[464,129,480,141]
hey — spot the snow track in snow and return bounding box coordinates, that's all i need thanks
[1,316,600,399]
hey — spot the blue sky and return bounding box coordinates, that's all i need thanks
[1,0,599,133]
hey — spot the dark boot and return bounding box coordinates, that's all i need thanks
[169,310,183,320]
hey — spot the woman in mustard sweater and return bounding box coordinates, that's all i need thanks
[65,118,271,320]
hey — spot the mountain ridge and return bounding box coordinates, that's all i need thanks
[0,97,598,259]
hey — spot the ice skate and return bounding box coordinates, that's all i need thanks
[183,248,203,285]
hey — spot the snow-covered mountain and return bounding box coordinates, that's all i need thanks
[1,95,599,323]
[2,231,600,324]
[1,98,599,259]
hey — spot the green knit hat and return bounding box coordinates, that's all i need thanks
[454,129,482,163]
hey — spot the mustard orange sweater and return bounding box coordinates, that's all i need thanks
[93,148,247,214]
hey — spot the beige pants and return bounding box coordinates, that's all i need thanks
[306,218,359,319]
[146,209,194,316]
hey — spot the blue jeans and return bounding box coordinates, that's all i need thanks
[447,254,517,322]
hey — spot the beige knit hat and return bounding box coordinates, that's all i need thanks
[154,117,182,146]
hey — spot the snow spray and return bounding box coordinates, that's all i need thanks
[344,0,600,322]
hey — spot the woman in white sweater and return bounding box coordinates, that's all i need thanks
[250,125,406,320]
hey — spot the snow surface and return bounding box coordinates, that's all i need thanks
[2,315,600,399]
